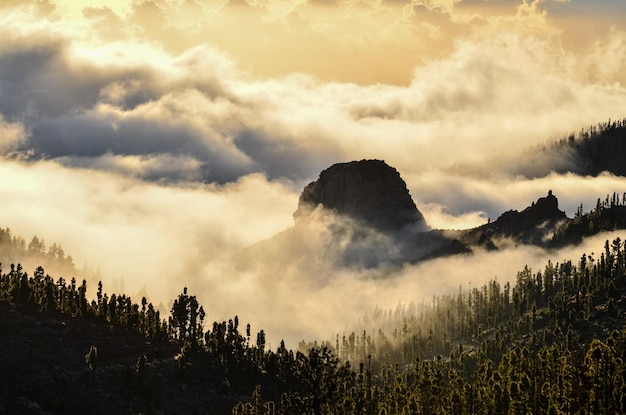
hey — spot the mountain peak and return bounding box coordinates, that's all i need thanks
[519,189,566,223]
[294,159,427,232]
[462,190,567,247]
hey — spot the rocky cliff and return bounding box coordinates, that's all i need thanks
[461,190,568,248]
[294,159,427,232]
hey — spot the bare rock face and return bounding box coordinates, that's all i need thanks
[294,159,427,232]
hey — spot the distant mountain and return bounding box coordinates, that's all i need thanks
[294,159,427,233]
[274,158,626,267]
[0,228,88,280]
[450,118,626,179]
[549,194,626,248]
[565,118,626,176]
[459,190,567,249]
[243,160,461,268]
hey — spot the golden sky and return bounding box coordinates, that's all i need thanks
[14,0,626,85]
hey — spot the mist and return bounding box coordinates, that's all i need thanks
[2,155,626,347]
[1,1,626,347]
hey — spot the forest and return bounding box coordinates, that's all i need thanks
[1,119,626,415]
[1,198,626,414]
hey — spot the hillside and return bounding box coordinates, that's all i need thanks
[3,131,626,413]
[450,118,626,179]
[1,230,626,414]
[0,228,79,281]
[0,302,185,414]
[550,196,626,248]
[458,190,567,249]
[0,270,249,414]
[567,118,626,176]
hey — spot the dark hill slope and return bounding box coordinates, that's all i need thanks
[573,119,626,176]
[450,118,626,179]
[0,302,241,414]
[2,230,626,414]
[550,200,626,248]
[460,190,567,248]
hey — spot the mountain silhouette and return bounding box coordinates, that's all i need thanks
[460,190,567,249]
[244,157,626,269]
[285,161,626,267]
[294,159,427,233]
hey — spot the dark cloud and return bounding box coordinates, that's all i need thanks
[0,31,259,183]
[540,0,626,17]
[0,40,95,119]
[0,37,169,120]
[0,17,350,185]
[233,129,344,184]
[18,108,259,183]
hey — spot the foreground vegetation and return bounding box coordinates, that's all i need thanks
[1,222,626,414]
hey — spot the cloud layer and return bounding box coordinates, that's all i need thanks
[2,1,625,186]
[1,0,626,345]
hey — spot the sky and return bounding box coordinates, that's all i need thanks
[1,0,626,346]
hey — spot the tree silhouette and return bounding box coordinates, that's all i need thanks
[85,345,98,372]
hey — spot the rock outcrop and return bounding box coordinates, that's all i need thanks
[461,190,567,247]
[253,157,605,269]
[294,159,427,232]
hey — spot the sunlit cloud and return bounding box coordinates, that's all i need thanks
[0,116,26,153]
[0,158,297,298]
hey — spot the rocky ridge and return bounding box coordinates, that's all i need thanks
[460,190,568,248]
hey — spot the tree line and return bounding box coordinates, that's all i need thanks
[551,192,626,247]
[262,236,626,414]
[1,234,626,413]
[0,228,78,277]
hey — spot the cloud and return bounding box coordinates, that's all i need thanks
[1,0,626,348]
[206,204,626,346]
[81,6,128,42]
[0,157,297,300]
[417,202,488,230]
[0,8,623,187]
[55,152,206,183]
[408,171,626,229]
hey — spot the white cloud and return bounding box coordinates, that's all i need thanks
[0,158,297,302]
